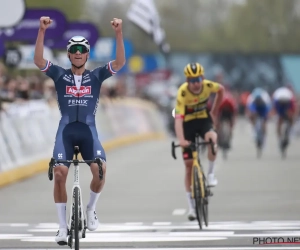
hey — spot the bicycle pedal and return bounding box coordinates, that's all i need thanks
[57,240,68,246]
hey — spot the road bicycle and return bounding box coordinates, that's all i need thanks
[171,135,216,229]
[48,146,103,250]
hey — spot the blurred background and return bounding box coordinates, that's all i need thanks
[1,0,300,248]
[1,0,300,130]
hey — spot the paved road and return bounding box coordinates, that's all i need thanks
[1,119,300,249]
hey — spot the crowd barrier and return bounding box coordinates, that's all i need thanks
[0,98,167,187]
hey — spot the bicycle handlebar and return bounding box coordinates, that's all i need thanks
[171,139,216,160]
[48,157,103,181]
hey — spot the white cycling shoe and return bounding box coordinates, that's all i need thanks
[86,209,99,231]
[187,208,196,221]
[208,173,218,187]
[55,228,68,245]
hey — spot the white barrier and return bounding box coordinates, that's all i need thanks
[0,98,167,175]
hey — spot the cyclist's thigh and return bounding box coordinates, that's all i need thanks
[198,117,214,139]
[78,124,106,164]
[53,124,75,167]
[182,120,198,160]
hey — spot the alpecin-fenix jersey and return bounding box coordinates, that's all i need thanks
[41,60,117,126]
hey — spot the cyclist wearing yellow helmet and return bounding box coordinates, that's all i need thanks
[174,62,224,221]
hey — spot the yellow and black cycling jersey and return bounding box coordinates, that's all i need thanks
[175,80,221,122]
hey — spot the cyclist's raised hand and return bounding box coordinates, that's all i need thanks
[111,18,122,33]
[40,16,52,30]
[179,139,190,148]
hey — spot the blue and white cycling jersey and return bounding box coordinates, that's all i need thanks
[41,60,117,165]
[272,87,295,117]
[246,88,272,118]
[41,60,117,126]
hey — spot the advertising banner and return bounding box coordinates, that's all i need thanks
[17,45,55,69]
[45,21,99,50]
[89,37,133,62]
[0,9,67,42]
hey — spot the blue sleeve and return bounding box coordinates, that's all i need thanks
[91,61,117,83]
[247,102,255,112]
[40,60,65,82]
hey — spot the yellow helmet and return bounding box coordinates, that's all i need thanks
[184,62,204,78]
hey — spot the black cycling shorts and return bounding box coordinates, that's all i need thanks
[182,117,214,160]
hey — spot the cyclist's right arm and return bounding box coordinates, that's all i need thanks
[174,89,190,147]
[34,17,52,70]
[34,17,65,81]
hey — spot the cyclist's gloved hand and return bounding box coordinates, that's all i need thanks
[179,140,191,148]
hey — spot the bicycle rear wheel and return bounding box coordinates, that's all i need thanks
[74,187,80,250]
[193,166,203,230]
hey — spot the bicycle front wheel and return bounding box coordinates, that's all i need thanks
[74,187,80,250]
[193,166,203,230]
[202,176,209,227]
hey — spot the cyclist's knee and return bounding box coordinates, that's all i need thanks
[184,159,193,169]
[54,166,68,184]
[205,131,217,144]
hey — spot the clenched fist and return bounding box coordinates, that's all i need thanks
[111,18,122,33]
[40,16,52,30]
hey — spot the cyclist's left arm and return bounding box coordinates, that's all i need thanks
[291,96,298,123]
[110,30,126,72]
[91,25,126,82]
[208,81,224,115]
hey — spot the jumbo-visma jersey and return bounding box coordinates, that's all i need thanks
[175,80,220,122]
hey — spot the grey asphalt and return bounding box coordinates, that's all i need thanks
[1,118,300,249]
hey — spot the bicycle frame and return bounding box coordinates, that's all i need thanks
[171,137,215,200]
[191,140,205,199]
[67,157,85,238]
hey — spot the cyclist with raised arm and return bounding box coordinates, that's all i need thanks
[34,16,125,245]
[174,62,224,221]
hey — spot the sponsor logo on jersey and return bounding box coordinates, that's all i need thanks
[83,79,91,84]
[63,75,72,83]
[66,86,91,97]
[68,99,88,106]
[82,75,91,84]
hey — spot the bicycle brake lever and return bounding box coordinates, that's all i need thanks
[171,141,177,159]
[48,158,55,181]
[95,158,103,180]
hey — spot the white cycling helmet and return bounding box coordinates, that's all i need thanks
[67,36,90,52]
[273,87,293,101]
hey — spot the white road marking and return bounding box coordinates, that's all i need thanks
[21,234,228,242]
[172,209,186,215]
[0,234,32,239]
[124,222,144,225]
[7,247,300,250]
[152,222,172,226]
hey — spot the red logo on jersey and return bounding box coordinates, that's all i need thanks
[66,86,91,97]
